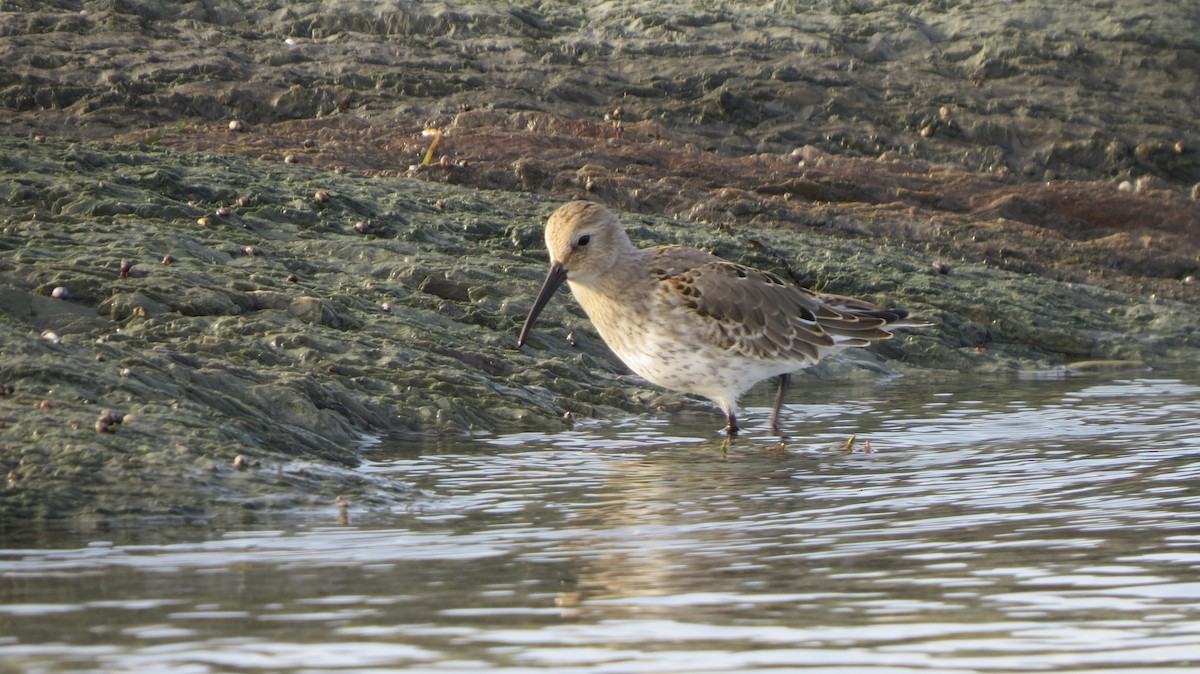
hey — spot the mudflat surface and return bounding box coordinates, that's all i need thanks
[0,0,1197,520]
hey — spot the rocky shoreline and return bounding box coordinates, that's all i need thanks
[1,1,1197,521]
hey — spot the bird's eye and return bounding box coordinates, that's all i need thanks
[577,234,591,247]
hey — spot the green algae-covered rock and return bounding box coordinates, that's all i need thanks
[1,135,1198,520]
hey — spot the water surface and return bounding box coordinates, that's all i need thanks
[3,370,1200,673]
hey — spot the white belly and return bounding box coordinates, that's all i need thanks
[569,279,798,408]
[616,332,795,402]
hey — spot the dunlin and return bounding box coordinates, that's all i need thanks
[518,201,928,436]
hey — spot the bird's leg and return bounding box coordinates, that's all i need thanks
[769,373,791,435]
[724,411,739,437]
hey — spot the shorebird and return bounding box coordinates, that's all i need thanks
[518,201,928,436]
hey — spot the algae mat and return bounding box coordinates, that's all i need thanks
[2,135,1198,520]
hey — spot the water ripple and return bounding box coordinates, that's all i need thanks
[2,373,1199,672]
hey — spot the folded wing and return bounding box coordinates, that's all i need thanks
[650,248,915,364]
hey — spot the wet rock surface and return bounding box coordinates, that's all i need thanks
[1,1,1197,520]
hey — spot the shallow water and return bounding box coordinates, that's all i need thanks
[3,370,1200,673]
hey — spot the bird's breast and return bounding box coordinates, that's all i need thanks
[567,280,726,393]
[567,280,649,355]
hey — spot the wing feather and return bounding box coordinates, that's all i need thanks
[649,247,913,364]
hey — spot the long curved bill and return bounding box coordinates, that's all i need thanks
[517,262,567,347]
